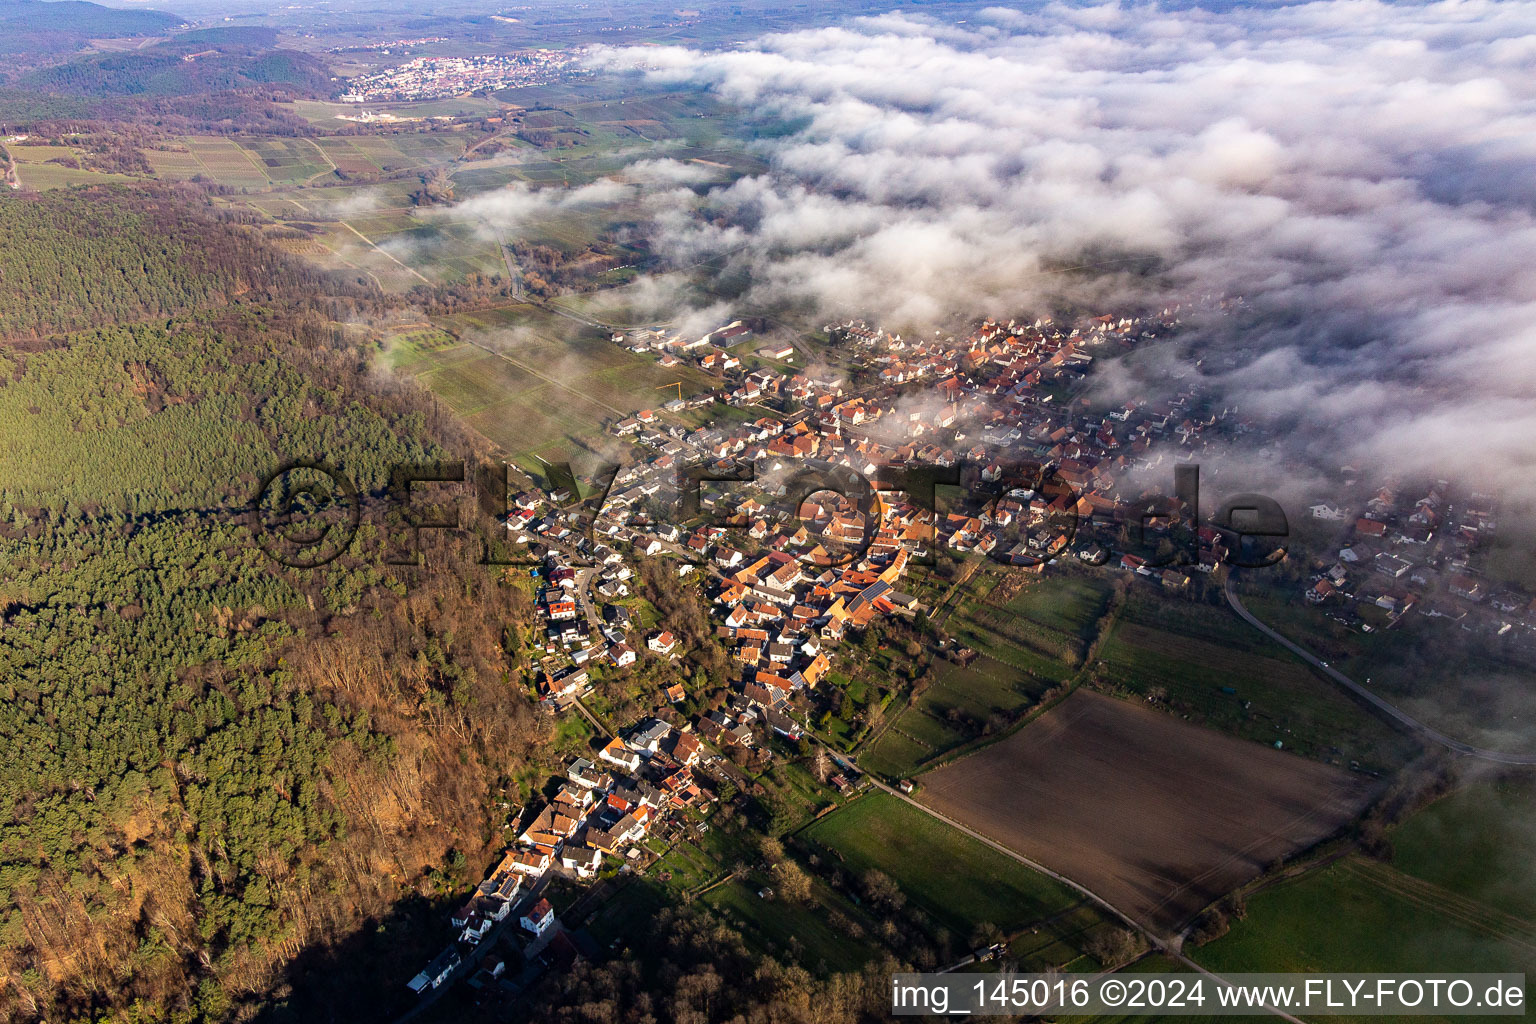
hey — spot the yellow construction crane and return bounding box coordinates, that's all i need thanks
[656,381,683,402]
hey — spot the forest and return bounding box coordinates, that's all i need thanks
[0,187,343,342]
[0,187,559,1023]
[0,0,180,58]
[18,50,333,100]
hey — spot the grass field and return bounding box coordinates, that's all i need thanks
[1196,854,1536,1005]
[862,655,1056,777]
[1390,777,1536,922]
[12,162,133,190]
[856,729,931,779]
[800,791,1083,935]
[394,305,713,467]
[703,875,876,973]
[1094,592,1417,771]
[1229,581,1536,757]
[8,145,135,189]
[948,570,1107,680]
[918,690,1376,935]
[385,328,461,363]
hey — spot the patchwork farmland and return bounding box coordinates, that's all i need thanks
[917,690,1377,936]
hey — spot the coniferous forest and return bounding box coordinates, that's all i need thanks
[0,188,320,341]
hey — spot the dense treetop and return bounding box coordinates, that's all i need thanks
[19,49,333,99]
[0,187,328,341]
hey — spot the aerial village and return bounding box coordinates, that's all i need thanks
[407,302,1530,1002]
[340,50,588,103]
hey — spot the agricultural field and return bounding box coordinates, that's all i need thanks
[145,133,468,196]
[384,327,461,368]
[947,568,1111,680]
[1197,851,1536,1009]
[124,87,761,295]
[144,147,204,178]
[7,144,135,189]
[180,136,270,188]
[1238,585,1536,759]
[702,875,878,974]
[548,270,707,327]
[862,566,1121,777]
[862,655,1054,777]
[311,137,382,175]
[1262,788,1536,1020]
[396,305,715,468]
[917,690,1378,936]
[1389,776,1536,923]
[1094,590,1418,771]
[238,137,335,183]
[284,96,505,127]
[800,791,1085,937]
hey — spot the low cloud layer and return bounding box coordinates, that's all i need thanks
[575,1,1536,492]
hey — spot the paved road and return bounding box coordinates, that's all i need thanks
[572,566,604,631]
[856,773,1308,1021]
[1224,577,1536,765]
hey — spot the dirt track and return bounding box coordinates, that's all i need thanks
[917,690,1375,935]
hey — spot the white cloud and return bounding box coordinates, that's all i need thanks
[588,1,1536,491]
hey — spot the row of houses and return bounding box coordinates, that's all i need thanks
[1308,482,1533,630]
[407,714,718,997]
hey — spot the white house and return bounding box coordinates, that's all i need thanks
[407,946,461,994]
[559,845,603,879]
[520,897,556,937]
[599,736,642,772]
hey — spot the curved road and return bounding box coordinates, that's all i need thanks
[1224,577,1536,766]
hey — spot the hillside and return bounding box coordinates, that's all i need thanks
[0,0,182,55]
[0,187,326,341]
[0,190,549,1023]
[19,48,333,98]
